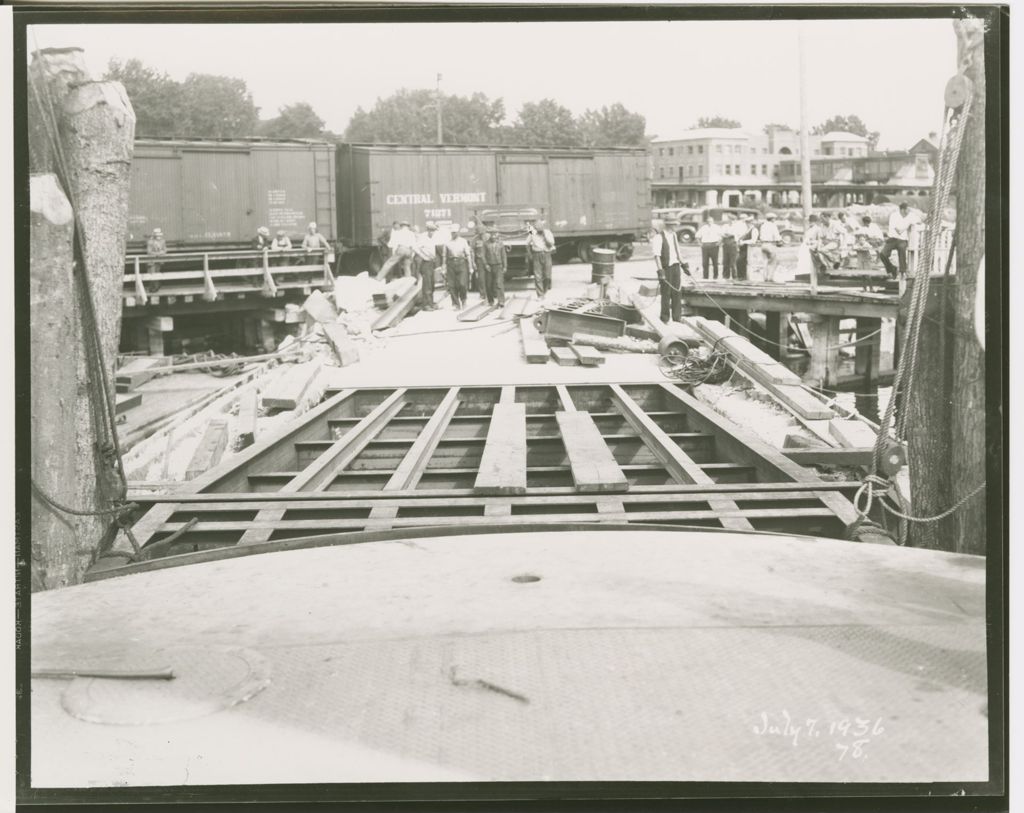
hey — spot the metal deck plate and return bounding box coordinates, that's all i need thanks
[32,529,987,786]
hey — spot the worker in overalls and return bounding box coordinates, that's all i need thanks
[526,218,555,297]
[414,222,439,311]
[482,228,508,307]
[442,226,474,310]
[650,218,685,323]
[721,214,739,280]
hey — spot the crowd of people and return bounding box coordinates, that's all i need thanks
[375,216,556,311]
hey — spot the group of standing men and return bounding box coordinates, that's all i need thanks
[377,219,519,311]
[694,212,783,282]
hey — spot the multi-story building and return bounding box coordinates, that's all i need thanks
[650,128,928,209]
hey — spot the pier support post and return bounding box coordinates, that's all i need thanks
[805,314,841,387]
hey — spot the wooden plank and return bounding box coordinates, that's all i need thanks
[115,356,165,391]
[261,360,322,410]
[555,385,575,412]
[550,346,580,366]
[658,383,859,528]
[608,384,753,531]
[458,302,498,322]
[556,411,628,493]
[783,447,875,466]
[235,388,259,450]
[499,297,519,320]
[519,318,549,364]
[321,323,360,367]
[474,402,527,495]
[757,380,835,421]
[570,344,605,367]
[828,418,878,449]
[115,392,142,414]
[156,507,837,537]
[685,316,801,385]
[370,278,418,331]
[499,386,515,404]
[184,419,230,481]
[384,388,461,491]
[238,389,407,545]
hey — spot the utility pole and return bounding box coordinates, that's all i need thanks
[436,73,443,144]
[798,24,816,293]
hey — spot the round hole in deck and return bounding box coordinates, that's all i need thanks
[511,573,541,584]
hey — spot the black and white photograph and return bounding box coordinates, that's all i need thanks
[10,3,1010,809]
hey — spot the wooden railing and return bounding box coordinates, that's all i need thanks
[124,248,335,306]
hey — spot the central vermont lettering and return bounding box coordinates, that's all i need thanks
[385,192,487,205]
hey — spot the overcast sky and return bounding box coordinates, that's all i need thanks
[29,19,954,149]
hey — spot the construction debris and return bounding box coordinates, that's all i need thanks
[116,356,166,391]
[550,346,580,366]
[519,318,549,364]
[235,388,259,450]
[569,344,605,367]
[300,289,337,324]
[262,359,323,410]
[184,419,229,481]
[371,278,419,331]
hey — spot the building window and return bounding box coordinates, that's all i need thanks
[679,166,684,178]
[687,146,693,155]
[750,165,757,175]
[734,164,740,174]
[779,146,792,155]
[659,148,664,156]
[659,167,665,178]
[725,165,732,175]
[762,164,768,174]
[698,145,704,154]
[668,147,674,156]
[763,147,769,154]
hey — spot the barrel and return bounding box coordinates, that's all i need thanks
[591,247,615,284]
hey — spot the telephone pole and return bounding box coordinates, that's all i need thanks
[436,73,443,144]
[798,24,816,291]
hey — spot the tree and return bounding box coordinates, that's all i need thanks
[259,102,327,139]
[180,73,260,138]
[344,88,504,144]
[762,122,794,134]
[511,99,582,147]
[692,116,742,129]
[579,103,647,147]
[812,114,880,150]
[104,58,185,136]
[103,60,260,138]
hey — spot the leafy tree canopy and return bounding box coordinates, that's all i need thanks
[692,116,742,129]
[812,114,880,149]
[344,88,505,144]
[259,102,327,139]
[578,103,647,147]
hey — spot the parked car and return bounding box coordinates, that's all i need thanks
[675,206,760,243]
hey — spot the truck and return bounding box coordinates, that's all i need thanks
[335,143,650,274]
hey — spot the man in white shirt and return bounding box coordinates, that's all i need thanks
[377,220,416,280]
[854,216,885,270]
[758,213,782,283]
[650,218,687,322]
[526,218,556,297]
[414,222,440,310]
[736,214,759,281]
[696,215,721,279]
[880,202,913,277]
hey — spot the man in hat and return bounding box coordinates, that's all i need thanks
[736,213,759,281]
[253,226,272,252]
[377,220,415,280]
[720,214,740,280]
[880,202,913,278]
[649,218,686,323]
[526,218,555,297]
[442,226,474,309]
[302,221,332,267]
[481,228,508,307]
[270,229,293,267]
[145,227,167,291]
[414,221,440,310]
[757,212,782,283]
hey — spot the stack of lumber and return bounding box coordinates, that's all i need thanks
[261,360,322,410]
[370,278,418,331]
[519,317,549,364]
[116,356,165,391]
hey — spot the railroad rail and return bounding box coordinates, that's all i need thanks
[123,248,335,308]
[111,381,862,574]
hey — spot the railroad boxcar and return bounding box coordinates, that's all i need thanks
[336,143,650,272]
[126,138,337,251]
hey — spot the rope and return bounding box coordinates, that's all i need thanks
[658,348,732,386]
[29,42,137,558]
[850,78,981,535]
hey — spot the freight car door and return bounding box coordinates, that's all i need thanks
[127,153,183,244]
[181,149,254,245]
[548,156,595,233]
[497,154,548,209]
